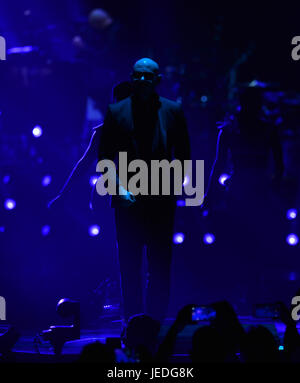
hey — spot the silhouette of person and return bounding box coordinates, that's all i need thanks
[205,86,284,312]
[97,58,190,323]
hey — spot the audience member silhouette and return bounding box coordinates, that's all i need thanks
[122,314,161,362]
[241,325,279,363]
[76,295,300,363]
[78,341,115,363]
[190,325,227,363]
[210,301,246,360]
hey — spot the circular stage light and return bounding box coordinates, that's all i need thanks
[4,199,16,210]
[219,173,230,186]
[286,234,299,246]
[3,175,11,184]
[203,233,215,245]
[176,200,185,207]
[32,125,43,138]
[286,209,297,220]
[89,175,99,187]
[202,209,209,217]
[173,233,185,244]
[289,271,297,281]
[183,176,189,186]
[89,225,100,237]
[41,225,51,236]
[42,175,52,187]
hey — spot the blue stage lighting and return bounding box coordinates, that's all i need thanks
[183,175,189,186]
[42,175,52,187]
[202,209,209,217]
[286,209,297,220]
[203,233,215,244]
[286,234,299,246]
[3,175,10,184]
[41,225,51,236]
[289,272,297,281]
[4,199,16,210]
[219,173,230,186]
[89,175,99,187]
[89,225,100,237]
[32,125,43,138]
[173,233,185,244]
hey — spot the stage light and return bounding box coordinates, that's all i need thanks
[2,175,10,184]
[219,173,230,186]
[183,176,189,186]
[89,175,99,187]
[4,199,16,210]
[7,46,35,54]
[203,233,215,245]
[89,225,100,237]
[201,95,208,103]
[286,234,299,246]
[39,298,80,355]
[278,345,284,351]
[286,209,297,220]
[173,233,185,244]
[42,175,52,187]
[176,200,185,207]
[289,272,297,281]
[32,125,43,138]
[41,225,51,236]
[249,79,267,88]
[0,227,5,233]
[202,209,209,217]
[249,79,258,87]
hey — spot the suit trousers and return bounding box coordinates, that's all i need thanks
[114,196,175,322]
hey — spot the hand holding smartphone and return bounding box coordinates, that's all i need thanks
[191,306,216,322]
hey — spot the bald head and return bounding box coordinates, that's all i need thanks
[131,58,161,100]
[133,58,160,74]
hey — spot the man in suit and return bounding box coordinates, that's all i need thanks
[98,58,190,323]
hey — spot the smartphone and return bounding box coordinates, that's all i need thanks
[254,304,280,319]
[191,306,216,322]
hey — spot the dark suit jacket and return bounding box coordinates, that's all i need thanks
[98,95,190,207]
